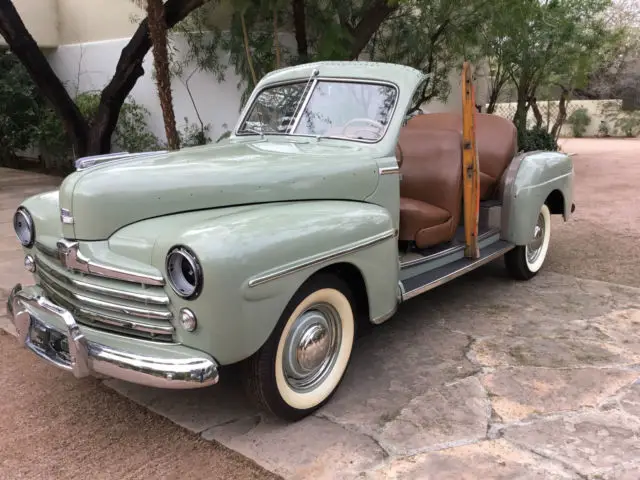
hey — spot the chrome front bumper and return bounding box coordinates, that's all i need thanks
[7,284,219,389]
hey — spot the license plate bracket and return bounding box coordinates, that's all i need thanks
[29,319,51,351]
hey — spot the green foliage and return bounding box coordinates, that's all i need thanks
[567,108,591,137]
[171,0,401,106]
[368,0,489,106]
[0,52,43,161]
[518,126,559,153]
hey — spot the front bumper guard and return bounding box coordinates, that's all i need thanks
[7,284,219,389]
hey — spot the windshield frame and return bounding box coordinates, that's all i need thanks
[234,76,400,144]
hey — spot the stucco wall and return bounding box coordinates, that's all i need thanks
[491,99,634,137]
[56,0,142,45]
[0,0,60,48]
[46,35,245,143]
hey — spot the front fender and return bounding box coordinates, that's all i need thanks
[112,201,398,365]
[500,151,574,245]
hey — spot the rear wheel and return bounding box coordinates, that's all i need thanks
[505,204,551,280]
[244,274,356,421]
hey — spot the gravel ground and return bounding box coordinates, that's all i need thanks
[0,329,280,480]
[547,138,640,287]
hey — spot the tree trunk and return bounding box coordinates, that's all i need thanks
[146,0,180,150]
[0,0,89,156]
[241,12,258,87]
[551,87,569,139]
[273,7,281,68]
[530,97,543,129]
[512,82,530,134]
[292,0,308,62]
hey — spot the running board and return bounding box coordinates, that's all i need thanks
[400,240,514,301]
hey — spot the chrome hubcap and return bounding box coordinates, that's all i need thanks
[526,213,545,264]
[282,303,341,392]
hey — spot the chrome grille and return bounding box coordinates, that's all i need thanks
[34,245,174,342]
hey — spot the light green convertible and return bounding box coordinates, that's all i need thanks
[7,61,574,421]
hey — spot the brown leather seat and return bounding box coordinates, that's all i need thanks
[404,113,517,199]
[397,128,463,248]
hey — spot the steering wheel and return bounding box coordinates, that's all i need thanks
[341,118,384,135]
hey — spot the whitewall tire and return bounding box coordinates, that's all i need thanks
[244,273,356,421]
[505,204,551,280]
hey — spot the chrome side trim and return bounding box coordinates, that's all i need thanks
[399,228,501,269]
[8,284,218,389]
[56,239,164,286]
[248,229,397,287]
[401,244,514,301]
[401,244,462,269]
[379,166,400,175]
[36,258,169,305]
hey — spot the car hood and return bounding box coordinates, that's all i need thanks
[60,138,381,240]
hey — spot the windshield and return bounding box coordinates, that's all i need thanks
[237,80,398,142]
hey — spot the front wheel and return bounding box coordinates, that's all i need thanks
[505,203,551,280]
[244,274,356,421]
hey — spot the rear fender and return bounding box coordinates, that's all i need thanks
[500,151,574,245]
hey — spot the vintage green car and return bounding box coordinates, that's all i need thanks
[7,61,573,421]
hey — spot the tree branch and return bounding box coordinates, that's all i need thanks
[349,0,397,59]
[90,0,207,153]
[0,0,89,154]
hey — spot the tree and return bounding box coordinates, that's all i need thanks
[485,0,612,133]
[172,0,400,103]
[143,0,180,150]
[366,0,492,109]
[0,0,208,158]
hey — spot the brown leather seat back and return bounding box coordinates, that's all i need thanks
[405,113,517,199]
[398,127,463,246]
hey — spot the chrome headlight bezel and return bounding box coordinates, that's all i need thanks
[165,246,203,300]
[13,207,35,248]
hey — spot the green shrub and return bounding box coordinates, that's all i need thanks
[38,91,161,164]
[567,108,591,137]
[0,52,43,163]
[178,117,211,147]
[614,111,640,137]
[597,120,610,137]
[518,126,559,152]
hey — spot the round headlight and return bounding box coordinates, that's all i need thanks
[166,246,202,299]
[13,207,35,247]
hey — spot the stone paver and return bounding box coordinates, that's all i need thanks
[1,139,640,479]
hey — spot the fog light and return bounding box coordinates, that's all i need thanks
[24,254,35,272]
[179,308,197,332]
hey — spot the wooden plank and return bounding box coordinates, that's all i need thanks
[461,61,480,259]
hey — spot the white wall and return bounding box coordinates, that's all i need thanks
[46,36,246,144]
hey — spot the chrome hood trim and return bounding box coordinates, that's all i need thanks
[75,150,168,171]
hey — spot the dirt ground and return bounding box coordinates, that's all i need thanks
[0,138,639,479]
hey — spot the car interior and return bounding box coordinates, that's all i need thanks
[396,112,518,256]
